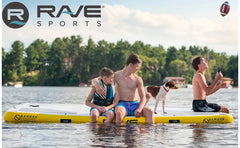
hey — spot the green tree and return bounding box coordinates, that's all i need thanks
[62,35,83,85]
[11,41,24,79]
[164,46,178,76]
[24,39,49,85]
[109,40,131,71]
[169,59,188,77]
[2,36,238,87]
[3,41,25,82]
[46,38,66,85]
[139,55,159,84]
[189,45,202,56]
[25,39,49,72]
[227,55,238,86]
[2,48,7,84]
[84,38,97,81]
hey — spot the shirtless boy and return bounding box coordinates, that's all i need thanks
[191,56,229,113]
[92,54,154,124]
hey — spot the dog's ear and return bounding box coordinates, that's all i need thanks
[165,81,171,87]
[166,80,177,88]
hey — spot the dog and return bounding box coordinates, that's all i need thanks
[144,80,178,114]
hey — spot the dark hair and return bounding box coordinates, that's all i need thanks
[99,67,114,77]
[191,56,202,71]
[126,54,142,66]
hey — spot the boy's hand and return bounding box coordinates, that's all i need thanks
[95,84,105,95]
[219,82,227,88]
[215,72,223,81]
[135,108,142,117]
[97,106,105,113]
[102,106,108,113]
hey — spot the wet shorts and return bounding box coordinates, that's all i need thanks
[116,101,139,116]
[192,100,221,112]
[90,107,114,116]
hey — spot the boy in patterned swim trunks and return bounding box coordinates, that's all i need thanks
[191,56,229,113]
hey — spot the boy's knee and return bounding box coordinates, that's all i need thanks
[225,107,230,113]
[143,107,154,117]
[91,114,98,122]
[91,113,98,118]
[115,110,123,117]
[220,106,229,113]
[106,111,114,118]
[115,110,126,122]
[145,106,154,114]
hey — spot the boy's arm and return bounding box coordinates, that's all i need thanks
[105,85,120,110]
[206,72,223,93]
[135,76,146,117]
[207,82,227,95]
[91,77,105,95]
[195,73,219,95]
[85,87,101,109]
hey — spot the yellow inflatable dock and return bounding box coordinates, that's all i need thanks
[4,103,233,124]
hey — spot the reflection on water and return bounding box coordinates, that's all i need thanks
[190,124,208,142]
[89,123,148,147]
[88,122,238,148]
[2,87,238,147]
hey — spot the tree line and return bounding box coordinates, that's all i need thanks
[2,35,238,86]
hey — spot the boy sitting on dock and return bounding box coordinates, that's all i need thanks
[85,67,119,123]
[191,56,229,113]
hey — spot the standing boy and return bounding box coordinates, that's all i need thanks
[191,56,229,113]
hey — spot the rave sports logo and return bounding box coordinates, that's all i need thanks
[2,2,29,29]
[37,5,102,27]
[2,2,102,28]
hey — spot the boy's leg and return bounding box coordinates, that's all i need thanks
[91,109,100,123]
[207,103,229,113]
[104,110,115,123]
[115,106,127,123]
[142,106,154,124]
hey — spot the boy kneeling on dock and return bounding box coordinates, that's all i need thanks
[191,56,229,113]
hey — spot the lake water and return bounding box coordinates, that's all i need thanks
[2,87,238,148]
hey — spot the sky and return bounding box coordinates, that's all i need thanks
[2,0,239,55]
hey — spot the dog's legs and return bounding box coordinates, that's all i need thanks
[154,98,160,114]
[162,99,167,114]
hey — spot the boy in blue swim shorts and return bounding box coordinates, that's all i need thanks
[92,54,154,124]
[116,101,139,116]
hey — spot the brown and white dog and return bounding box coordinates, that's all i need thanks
[145,80,178,114]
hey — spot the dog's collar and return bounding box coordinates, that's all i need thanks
[162,86,169,93]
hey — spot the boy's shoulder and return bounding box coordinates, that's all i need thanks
[193,72,204,81]
[134,74,142,81]
[114,70,121,75]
